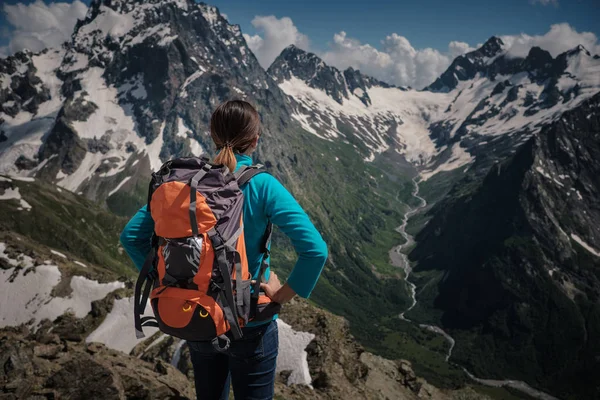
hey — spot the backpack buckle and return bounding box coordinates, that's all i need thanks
[210,281,223,292]
[213,243,225,252]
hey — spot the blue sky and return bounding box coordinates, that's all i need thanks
[1,0,598,53]
[210,0,600,53]
[1,0,598,88]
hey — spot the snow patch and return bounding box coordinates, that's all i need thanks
[119,74,147,100]
[571,234,600,257]
[0,245,124,328]
[180,69,206,98]
[146,122,166,172]
[108,176,131,197]
[177,116,192,138]
[189,138,204,156]
[50,250,67,259]
[10,176,34,182]
[276,319,315,386]
[171,339,186,366]
[0,187,32,210]
[87,297,157,354]
[421,143,474,181]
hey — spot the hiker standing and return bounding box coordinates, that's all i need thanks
[120,100,328,400]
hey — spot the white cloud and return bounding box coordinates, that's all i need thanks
[320,31,473,89]
[530,0,559,6]
[448,41,476,58]
[243,15,310,69]
[311,23,597,89]
[503,23,600,58]
[2,0,88,55]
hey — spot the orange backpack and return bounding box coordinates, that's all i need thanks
[134,157,280,350]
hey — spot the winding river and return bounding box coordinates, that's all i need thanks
[390,177,560,400]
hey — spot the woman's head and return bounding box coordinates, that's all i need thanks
[210,100,261,173]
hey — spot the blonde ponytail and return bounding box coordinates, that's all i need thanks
[213,146,237,173]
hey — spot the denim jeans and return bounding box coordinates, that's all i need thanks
[187,320,279,400]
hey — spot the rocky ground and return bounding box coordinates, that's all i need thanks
[0,326,193,399]
[1,297,489,400]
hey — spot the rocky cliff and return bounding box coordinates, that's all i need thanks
[408,92,600,400]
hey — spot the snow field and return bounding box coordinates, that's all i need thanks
[0,243,124,328]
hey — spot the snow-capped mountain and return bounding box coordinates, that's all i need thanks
[0,0,290,207]
[269,44,442,164]
[269,37,600,178]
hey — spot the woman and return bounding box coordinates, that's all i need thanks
[120,100,328,400]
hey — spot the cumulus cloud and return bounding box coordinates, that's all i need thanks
[316,23,598,89]
[320,32,474,89]
[2,0,88,55]
[243,15,310,68]
[503,23,600,58]
[448,41,476,58]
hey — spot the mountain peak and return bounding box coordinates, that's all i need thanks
[566,44,591,57]
[268,47,348,103]
[268,46,398,106]
[425,36,506,92]
[479,36,504,57]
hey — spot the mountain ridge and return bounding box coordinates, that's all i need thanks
[269,44,400,107]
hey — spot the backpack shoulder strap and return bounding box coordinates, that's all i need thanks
[235,164,268,187]
[234,164,273,316]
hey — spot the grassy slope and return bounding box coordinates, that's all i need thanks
[0,176,135,278]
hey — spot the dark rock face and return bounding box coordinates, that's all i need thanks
[409,93,600,399]
[426,37,505,92]
[0,326,194,400]
[269,45,350,104]
[0,50,51,118]
[426,39,587,100]
[39,117,87,175]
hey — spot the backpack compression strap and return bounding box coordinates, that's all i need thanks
[207,228,244,341]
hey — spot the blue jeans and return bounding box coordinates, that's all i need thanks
[188,320,279,400]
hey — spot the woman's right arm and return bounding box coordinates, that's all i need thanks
[120,205,155,271]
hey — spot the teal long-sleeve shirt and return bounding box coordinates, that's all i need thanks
[119,153,328,299]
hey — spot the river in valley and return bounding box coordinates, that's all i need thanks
[390,178,560,400]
